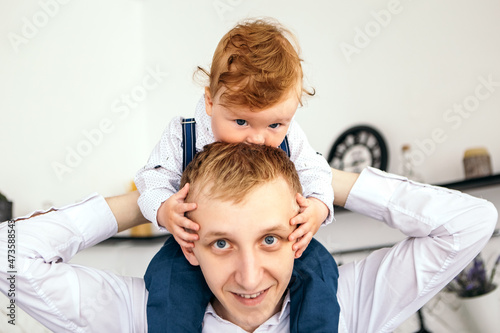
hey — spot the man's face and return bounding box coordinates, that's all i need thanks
[183,178,298,332]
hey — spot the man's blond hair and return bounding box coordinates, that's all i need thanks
[181,142,302,203]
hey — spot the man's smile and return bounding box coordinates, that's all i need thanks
[232,288,270,306]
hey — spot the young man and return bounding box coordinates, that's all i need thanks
[0,142,497,332]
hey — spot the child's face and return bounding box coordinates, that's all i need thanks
[205,87,299,148]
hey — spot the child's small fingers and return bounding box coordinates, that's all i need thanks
[180,217,199,231]
[173,234,189,246]
[288,228,302,242]
[176,224,199,240]
[177,238,195,248]
[292,232,313,252]
[180,231,199,242]
[177,202,197,214]
[179,183,190,195]
[289,224,310,241]
[290,214,305,226]
[296,193,308,205]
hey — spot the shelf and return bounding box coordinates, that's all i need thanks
[436,173,500,191]
[334,173,500,214]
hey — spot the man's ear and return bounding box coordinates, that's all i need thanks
[181,246,200,266]
[204,87,213,117]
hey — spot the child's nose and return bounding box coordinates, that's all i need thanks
[247,132,265,145]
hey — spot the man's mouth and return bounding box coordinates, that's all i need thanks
[232,288,269,305]
[236,291,264,299]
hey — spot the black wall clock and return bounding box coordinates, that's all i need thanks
[327,125,388,173]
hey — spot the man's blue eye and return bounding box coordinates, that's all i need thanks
[263,236,277,245]
[269,123,280,129]
[235,119,247,126]
[215,240,227,249]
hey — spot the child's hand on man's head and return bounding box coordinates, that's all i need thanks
[157,183,199,248]
[288,195,329,258]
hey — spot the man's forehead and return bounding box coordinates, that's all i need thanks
[191,180,298,236]
[190,177,297,207]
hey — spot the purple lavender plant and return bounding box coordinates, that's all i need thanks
[446,253,500,298]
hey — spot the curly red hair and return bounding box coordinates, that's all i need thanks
[198,18,314,110]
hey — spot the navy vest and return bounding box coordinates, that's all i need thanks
[144,118,340,332]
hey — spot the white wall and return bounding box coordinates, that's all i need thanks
[1,0,150,215]
[1,0,500,217]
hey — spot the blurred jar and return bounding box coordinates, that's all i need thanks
[463,147,492,179]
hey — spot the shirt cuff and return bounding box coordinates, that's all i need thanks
[344,167,405,221]
[60,193,118,249]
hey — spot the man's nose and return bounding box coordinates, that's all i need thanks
[234,250,262,291]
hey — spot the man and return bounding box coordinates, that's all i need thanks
[0,142,497,332]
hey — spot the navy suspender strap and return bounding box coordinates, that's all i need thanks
[181,117,291,171]
[181,118,196,171]
[279,135,290,158]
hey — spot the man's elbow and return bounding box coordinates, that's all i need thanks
[472,200,498,245]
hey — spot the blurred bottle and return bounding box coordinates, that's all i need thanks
[400,144,424,182]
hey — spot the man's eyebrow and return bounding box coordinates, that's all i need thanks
[260,224,291,234]
[203,231,229,239]
[203,224,290,240]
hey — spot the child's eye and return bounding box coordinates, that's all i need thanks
[235,119,247,126]
[214,239,229,249]
[263,235,277,246]
[269,123,280,129]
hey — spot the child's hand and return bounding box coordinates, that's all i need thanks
[157,183,199,248]
[288,194,328,258]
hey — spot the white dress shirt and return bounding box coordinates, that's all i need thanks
[0,167,496,332]
[134,96,334,228]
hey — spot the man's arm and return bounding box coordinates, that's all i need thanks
[0,194,147,332]
[336,167,497,333]
[330,167,359,207]
[107,191,150,232]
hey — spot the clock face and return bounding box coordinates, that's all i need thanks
[327,125,388,173]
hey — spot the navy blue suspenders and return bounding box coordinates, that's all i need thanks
[181,118,197,171]
[181,117,290,170]
[279,135,290,157]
